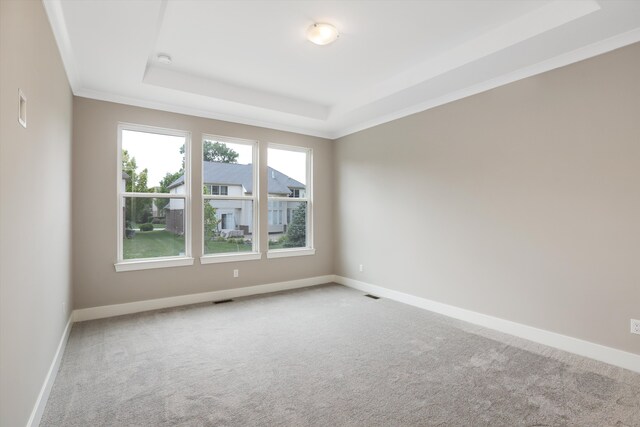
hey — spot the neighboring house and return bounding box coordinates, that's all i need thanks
[166,162,305,235]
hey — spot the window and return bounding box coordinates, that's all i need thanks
[267,144,314,258]
[289,188,305,198]
[116,124,192,271]
[201,135,260,264]
[268,201,283,225]
[209,185,228,196]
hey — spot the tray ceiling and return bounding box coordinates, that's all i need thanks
[44,0,640,138]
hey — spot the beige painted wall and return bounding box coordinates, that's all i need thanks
[334,43,640,355]
[0,0,74,425]
[72,98,333,309]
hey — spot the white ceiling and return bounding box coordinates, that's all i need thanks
[44,0,640,139]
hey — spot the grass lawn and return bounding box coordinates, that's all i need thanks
[268,242,307,250]
[204,238,252,254]
[124,230,184,259]
[124,230,252,259]
[268,241,285,249]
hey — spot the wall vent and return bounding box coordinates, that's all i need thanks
[213,299,234,304]
[364,294,380,300]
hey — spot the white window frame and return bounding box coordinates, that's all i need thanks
[115,123,193,272]
[200,134,261,264]
[267,143,315,259]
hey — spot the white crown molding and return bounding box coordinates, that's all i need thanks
[26,315,73,427]
[75,25,640,141]
[334,276,640,374]
[42,0,81,91]
[330,0,601,119]
[333,26,640,139]
[73,275,335,322]
[73,88,333,139]
[44,0,640,141]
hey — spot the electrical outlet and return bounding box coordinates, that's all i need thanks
[631,319,640,335]
[233,269,239,278]
[359,264,363,272]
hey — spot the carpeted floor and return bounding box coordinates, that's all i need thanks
[41,284,640,426]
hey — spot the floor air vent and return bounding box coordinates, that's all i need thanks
[364,294,380,300]
[213,299,234,304]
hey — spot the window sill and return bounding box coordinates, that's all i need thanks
[266,248,316,259]
[114,257,194,272]
[200,252,262,264]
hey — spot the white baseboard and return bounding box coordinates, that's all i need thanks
[335,275,640,374]
[73,275,335,322]
[27,315,73,427]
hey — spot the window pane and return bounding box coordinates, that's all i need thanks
[123,197,185,259]
[203,199,254,255]
[202,139,253,196]
[269,201,307,249]
[267,147,306,197]
[268,200,284,228]
[122,130,185,193]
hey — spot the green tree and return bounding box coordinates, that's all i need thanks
[122,149,137,193]
[284,203,306,247]
[203,186,220,240]
[159,171,183,192]
[197,143,239,238]
[154,171,183,214]
[204,141,238,163]
[135,169,149,192]
[122,149,152,224]
[136,170,152,223]
[180,141,239,164]
[122,149,151,193]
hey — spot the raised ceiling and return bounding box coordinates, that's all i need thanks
[44,0,640,138]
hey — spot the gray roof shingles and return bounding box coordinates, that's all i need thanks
[168,162,304,195]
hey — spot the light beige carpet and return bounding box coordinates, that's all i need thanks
[41,284,640,426]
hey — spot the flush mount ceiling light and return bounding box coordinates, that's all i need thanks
[157,53,172,64]
[307,23,339,46]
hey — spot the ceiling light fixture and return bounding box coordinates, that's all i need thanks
[157,53,172,64]
[307,23,339,46]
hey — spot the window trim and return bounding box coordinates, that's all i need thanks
[115,256,195,272]
[200,134,260,264]
[115,123,192,272]
[266,248,316,259]
[200,252,262,264]
[266,143,314,258]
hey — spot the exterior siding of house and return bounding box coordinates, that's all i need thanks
[165,208,184,235]
[166,182,304,236]
[171,197,302,235]
[165,160,305,236]
[166,185,186,234]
